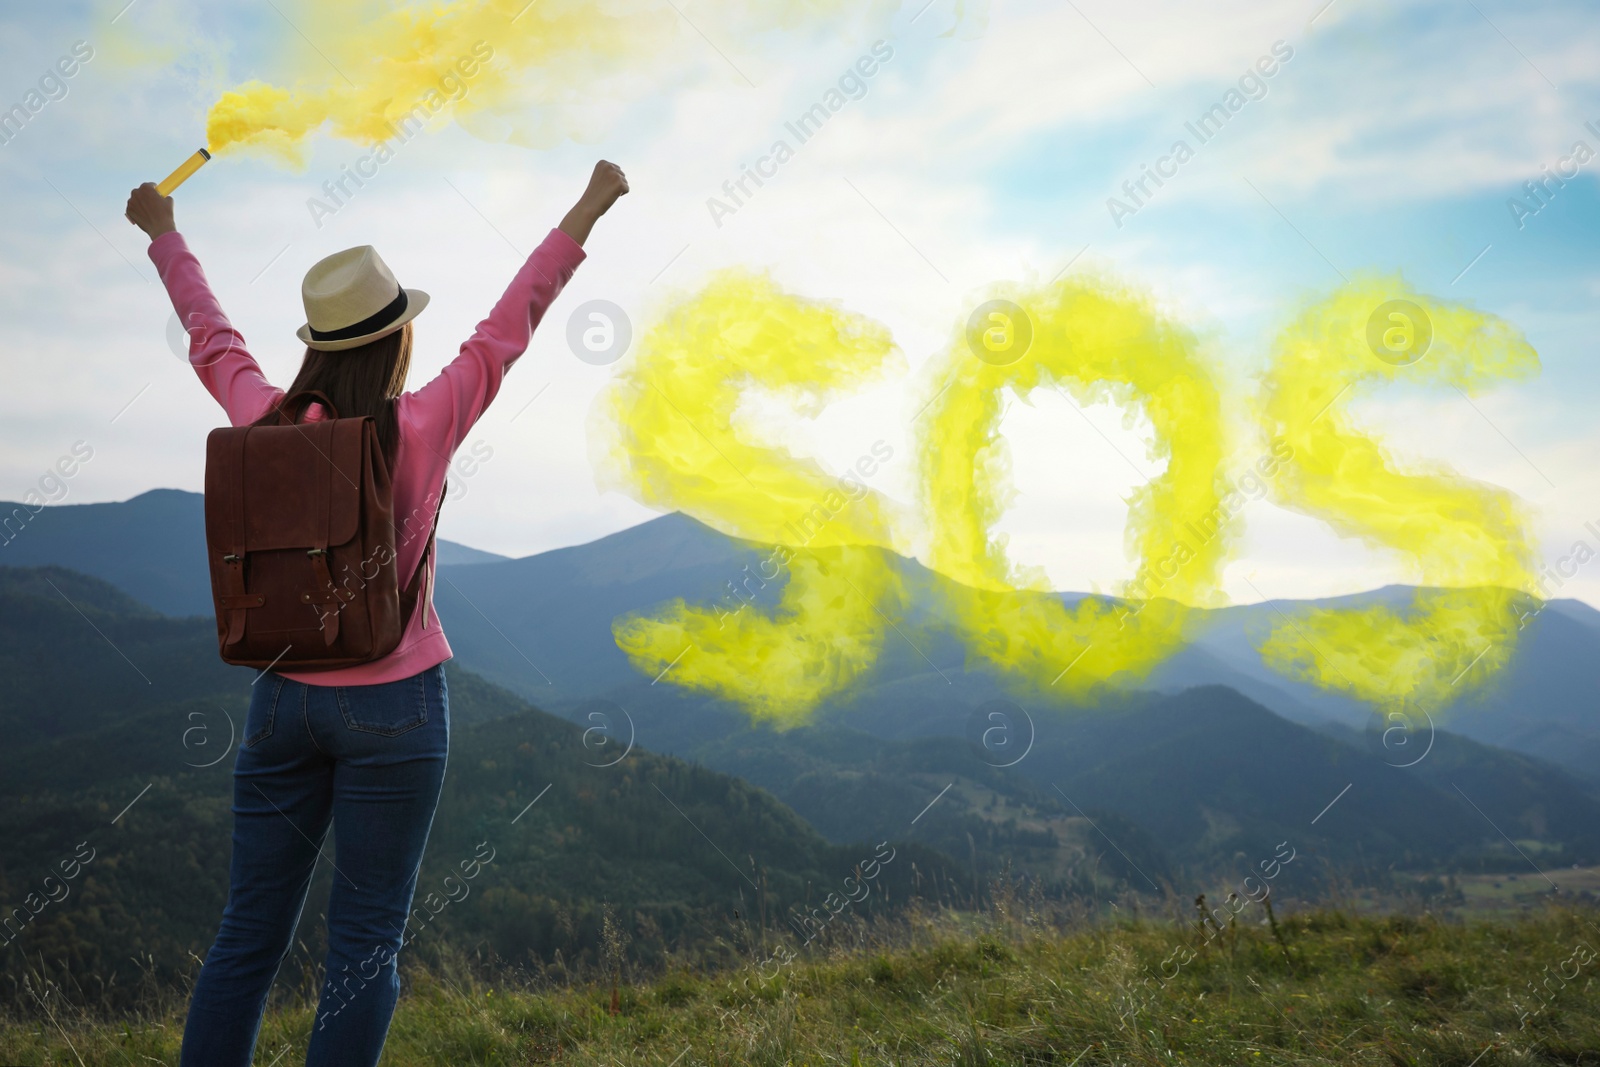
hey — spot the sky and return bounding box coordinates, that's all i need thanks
[1,0,1597,608]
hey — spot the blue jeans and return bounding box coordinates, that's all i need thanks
[180,664,450,1067]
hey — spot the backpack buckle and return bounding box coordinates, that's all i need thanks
[306,547,327,558]
[223,553,241,564]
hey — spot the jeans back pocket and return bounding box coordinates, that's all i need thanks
[336,671,431,736]
[245,676,285,748]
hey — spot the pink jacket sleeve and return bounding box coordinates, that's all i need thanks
[148,231,283,427]
[397,227,586,455]
[149,226,588,440]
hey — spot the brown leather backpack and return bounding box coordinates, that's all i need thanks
[202,390,440,672]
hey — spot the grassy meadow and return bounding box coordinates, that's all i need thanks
[3,898,1598,1066]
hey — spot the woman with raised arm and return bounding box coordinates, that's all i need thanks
[124,160,628,1067]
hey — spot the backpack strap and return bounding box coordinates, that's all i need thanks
[274,389,341,424]
[217,426,254,646]
[399,494,444,631]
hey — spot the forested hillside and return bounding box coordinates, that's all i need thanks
[0,566,957,1007]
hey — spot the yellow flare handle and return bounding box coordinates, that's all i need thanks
[155,148,211,196]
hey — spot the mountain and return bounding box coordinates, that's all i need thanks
[7,492,1600,879]
[12,491,1595,779]
[1150,586,1600,783]
[712,679,1600,875]
[434,540,511,566]
[0,565,957,1006]
[431,522,1600,788]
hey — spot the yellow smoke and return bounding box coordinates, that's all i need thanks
[593,268,1542,720]
[915,275,1232,697]
[1253,274,1541,710]
[592,269,907,725]
[200,0,912,161]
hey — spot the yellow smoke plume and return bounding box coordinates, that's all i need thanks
[200,0,910,162]
[592,269,907,725]
[915,275,1232,698]
[1253,274,1541,711]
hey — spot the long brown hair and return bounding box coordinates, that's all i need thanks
[260,322,413,461]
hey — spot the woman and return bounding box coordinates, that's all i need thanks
[124,159,628,1066]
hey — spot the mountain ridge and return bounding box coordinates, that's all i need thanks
[8,489,1598,786]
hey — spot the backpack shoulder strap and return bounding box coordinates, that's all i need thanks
[399,493,445,631]
[272,389,341,424]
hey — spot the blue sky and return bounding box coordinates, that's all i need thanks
[1,0,1596,606]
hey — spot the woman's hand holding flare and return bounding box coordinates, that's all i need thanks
[124,183,176,242]
[559,160,628,247]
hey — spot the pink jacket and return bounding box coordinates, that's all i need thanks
[149,227,587,686]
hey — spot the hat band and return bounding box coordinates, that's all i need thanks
[308,286,408,343]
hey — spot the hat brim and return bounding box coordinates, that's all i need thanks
[296,289,430,353]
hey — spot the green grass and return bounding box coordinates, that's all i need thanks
[5,904,1599,1065]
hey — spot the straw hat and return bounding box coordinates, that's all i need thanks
[296,245,429,352]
